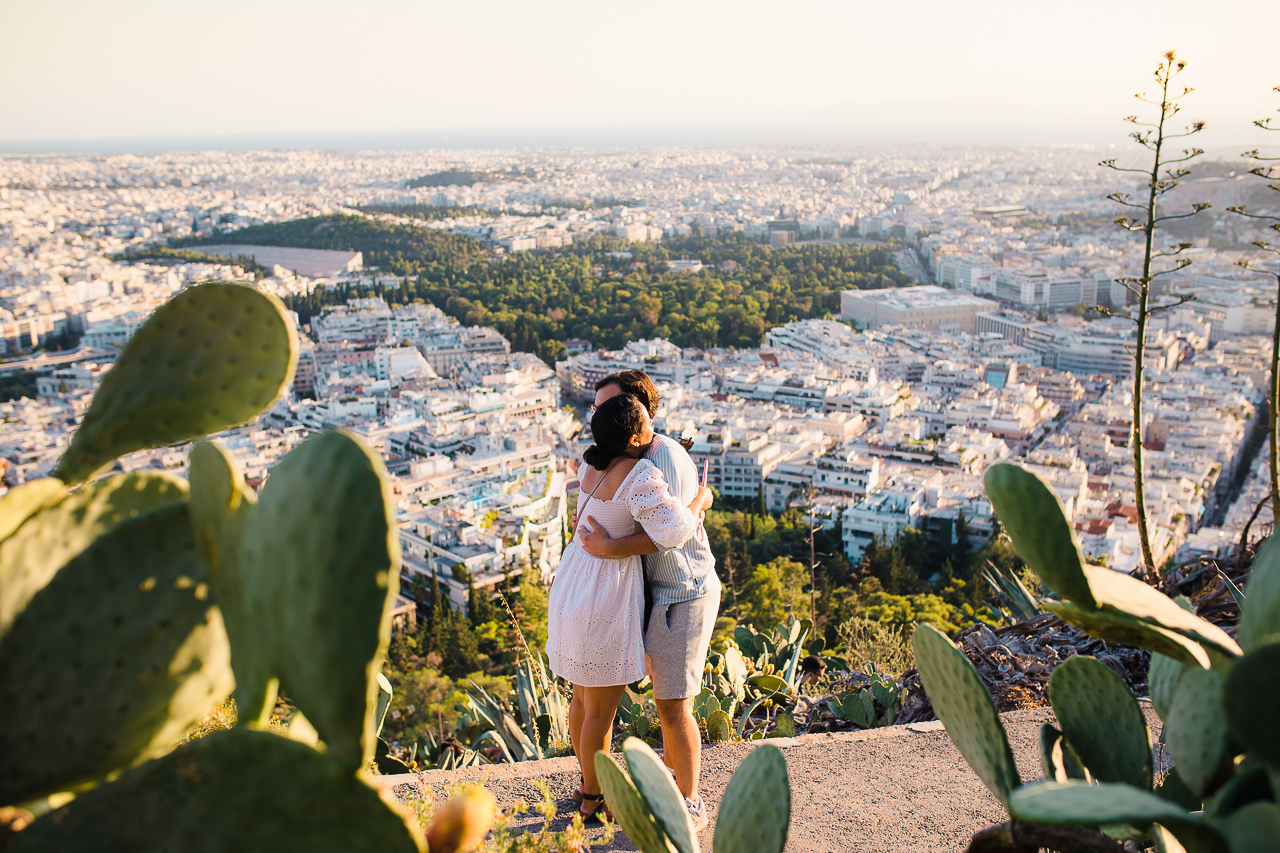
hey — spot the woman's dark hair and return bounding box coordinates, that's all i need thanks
[584,393,646,470]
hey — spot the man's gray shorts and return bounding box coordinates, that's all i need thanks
[644,595,718,700]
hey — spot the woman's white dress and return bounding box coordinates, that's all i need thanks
[546,459,699,687]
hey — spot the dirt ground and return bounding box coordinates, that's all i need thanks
[386,705,1163,853]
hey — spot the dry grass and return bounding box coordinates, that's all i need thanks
[837,616,915,676]
[174,695,294,749]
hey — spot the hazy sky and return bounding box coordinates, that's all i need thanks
[3,0,1279,151]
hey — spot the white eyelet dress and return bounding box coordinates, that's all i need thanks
[546,459,700,687]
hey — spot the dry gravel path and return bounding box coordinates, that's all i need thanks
[386,705,1162,853]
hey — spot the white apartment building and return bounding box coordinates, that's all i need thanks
[936,255,998,291]
[556,339,709,403]
[841,286,997,334]
[312,298,393,344]
[80,312,146,349]
[841,485,926,561]
[993,270,1127,310]
[686,430,786,501]
[812,449,881,498]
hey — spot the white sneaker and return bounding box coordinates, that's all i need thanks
[685,796,708,831]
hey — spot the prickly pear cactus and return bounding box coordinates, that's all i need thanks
[0,471,187,640]
[55,283,298,484]
[1147,651,1187,721]
[1047,656,1152,791]
[1009,781,1210,841]
[829,691,875,728]
[0,478,66,543]
[713,744,790,853]
[1223,643,1280,768]
[187,440,272,722]
[424,786,496,853]
[1239,535,1280,652]
[237,430,400,772]
[1165,666,1228,796]
[1039,724,1089,784]
[706,709,732,742]
[0,503,232,805]
[624,737,697,853]
[984,463,1095,606]
[594,751,671,853]
[10,728,419,853]
[1217,801,1280,853]
[722,645,748,695]
[913,624,1020,807]
[1082,568,1240,661]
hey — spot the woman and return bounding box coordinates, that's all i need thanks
[546,393,712,820]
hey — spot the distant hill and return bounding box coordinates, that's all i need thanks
[179,215,911,354]
[179,214,488,271]
[406,170,498,188]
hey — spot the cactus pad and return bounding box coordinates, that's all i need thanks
[0,478,66,543]
[0,471,187,642]
[832,691,876,728]
[1223,643,1280,768]
[623,737,697,853]
[1148,652,1188,722]
[594,751,670,853]
[1048,656,1151,790]
[713,744,790,853]
[1083,567,1240,660]
[707,709,732,742]
[187,441,274,723]
[1165,666,1228,796]
[984,463,1094,606]
[912,624,1021,806]
[11,728,419,853]
[746,673,788,694]
[55,283,298,484]
[734,626,760,659]
[1039,723,1089,784]
[1239,535,1280,652]
[1009,781,1205,830]
[1217,802,1280,853]
[722,645,747,689]
[1043,600,1212,669]
[238,430,400,773]
[0,503,232,805]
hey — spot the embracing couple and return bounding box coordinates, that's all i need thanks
[545,370,721,829]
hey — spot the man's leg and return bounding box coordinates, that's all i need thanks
[655,696,701,801]
[644,597,719,806]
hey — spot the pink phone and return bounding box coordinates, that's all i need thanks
[701,459,709,487]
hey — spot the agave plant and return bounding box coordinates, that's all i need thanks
[914,462,1278,853]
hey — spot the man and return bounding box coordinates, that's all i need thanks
[577,369,720,830]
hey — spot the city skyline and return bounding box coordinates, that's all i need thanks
[3,0,1279,152]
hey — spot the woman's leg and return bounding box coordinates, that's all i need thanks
[569,684,586,756]
[577,684,626,813]
[568,684,587,795]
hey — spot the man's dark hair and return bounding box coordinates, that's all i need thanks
[595,369,659,418]
[800,655,827,675]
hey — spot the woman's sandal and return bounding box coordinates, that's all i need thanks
[579,792,610,824]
